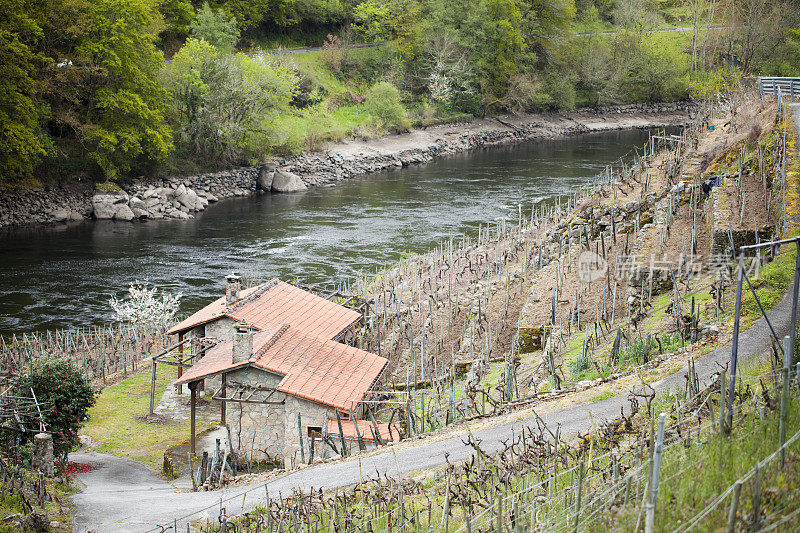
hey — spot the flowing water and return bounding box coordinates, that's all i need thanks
[0,128,668,334]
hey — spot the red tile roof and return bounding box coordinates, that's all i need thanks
[167,280,361,340]
[176,326,388,412]
[326,418,401,443]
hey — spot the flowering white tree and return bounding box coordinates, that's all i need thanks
[109,282,182,332]
[428,60,453,104]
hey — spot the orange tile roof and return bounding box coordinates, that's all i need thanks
[326,418,401,443]
[176,326,388,412]
[167,280,361,340]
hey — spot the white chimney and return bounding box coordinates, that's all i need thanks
[232,321,253,364]
[225,273,241,306]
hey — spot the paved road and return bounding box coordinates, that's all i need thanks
[249,26,731,56]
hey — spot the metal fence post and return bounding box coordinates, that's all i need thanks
[780,335,791,467]
[728,252,745,428]
[789,243,800,355]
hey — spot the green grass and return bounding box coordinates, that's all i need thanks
[630,398,800,531]
[82,365,198,471]
[740,247,797,327]
[592,390,615,402]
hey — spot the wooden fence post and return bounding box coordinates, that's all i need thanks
[149,359,157,416]
[726,481,742,533]
[751,464,762,532]
[573,458,585,533]
[645,413,666,533]
[298,413,305,465]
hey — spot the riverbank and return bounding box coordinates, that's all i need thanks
[0,102,693,229]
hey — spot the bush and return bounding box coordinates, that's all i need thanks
[363,81,410,131]
[17,357,96,458]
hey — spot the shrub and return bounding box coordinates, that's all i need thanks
[17,357,97,458]
[363,81,410,131]
[504,74,552,113]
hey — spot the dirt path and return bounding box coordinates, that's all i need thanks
[70,278,795,532]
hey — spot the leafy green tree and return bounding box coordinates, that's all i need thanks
[78,0,173,180]
[354,0,422,61]
[217,0,296,34]
[157,0,195,46]
[191,2,239,52]
[162,41,297,164]
[612,32,689,102]
[160,38,218,124]
[518,0,575,64]
[291,0,348,25]
[472,0,525,100]
[0,0,47,185]
[17,357,96,458]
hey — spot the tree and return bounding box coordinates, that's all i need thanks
[162,41,297,164]
[109,281,182,332]
[78,0,173,180]
[612,0,660,30]
[353,0,422,61]
[157,0,195,47]
[217,0,296,34]
[0,0,47,185]
[472,0,526,100]
[17,357,96,459]
[160,38,218,125]
[518,0,576,65]
[615,33,689,102]
[190,2,239,52]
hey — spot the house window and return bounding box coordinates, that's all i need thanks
[307,426,322,438]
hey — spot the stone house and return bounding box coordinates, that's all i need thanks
[167,275,365,391]
[170,276,392,466]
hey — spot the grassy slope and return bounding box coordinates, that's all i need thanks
[271,52,372,154]
[81,365,196,471]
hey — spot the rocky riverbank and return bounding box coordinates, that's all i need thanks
[0,102,694,228]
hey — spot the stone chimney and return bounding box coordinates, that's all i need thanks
[232,321,253,364]
[226,273,241,306]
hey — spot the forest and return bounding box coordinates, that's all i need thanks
[1,0,798,186]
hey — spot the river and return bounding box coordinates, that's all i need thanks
[0,128,667,334]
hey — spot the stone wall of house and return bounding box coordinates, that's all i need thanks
[204,318,236,341]
[227,367,286,462]
[225,366,335,467]
[281,395,333,466]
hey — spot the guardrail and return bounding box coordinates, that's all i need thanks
[758,77,800,100]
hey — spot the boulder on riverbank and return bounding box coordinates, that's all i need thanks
[257,163,276,191]
[92,190,130,220]
[271,170,307,193]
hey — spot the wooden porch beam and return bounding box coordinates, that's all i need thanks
[189,381,198,456]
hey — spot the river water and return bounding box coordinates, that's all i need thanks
[0,128,664,334]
